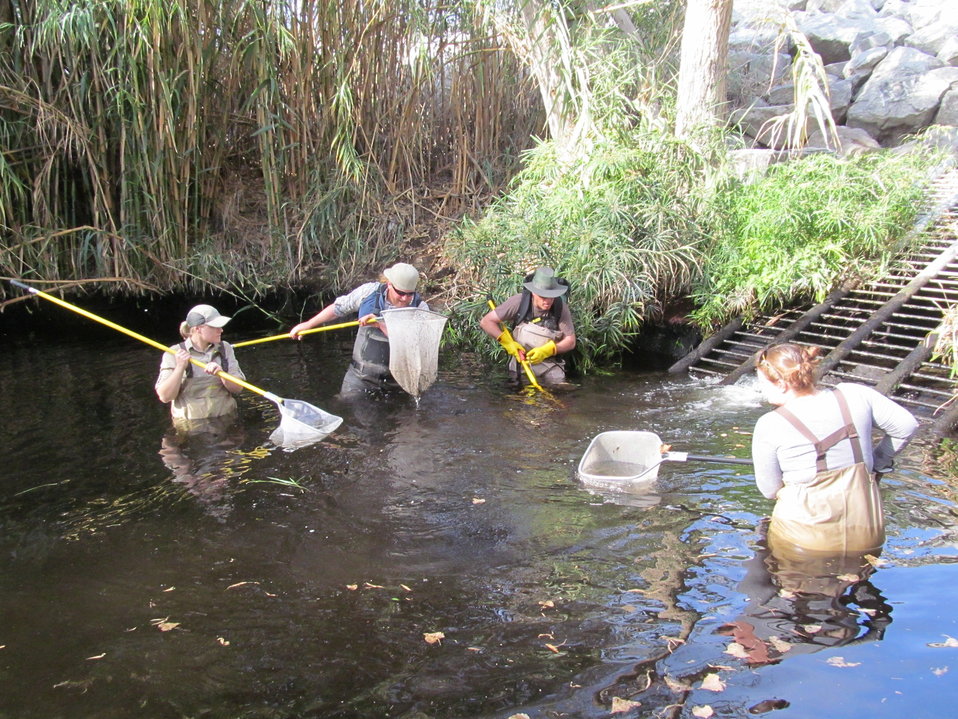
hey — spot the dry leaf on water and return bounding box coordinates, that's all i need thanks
[826,656,861,668]
[538,600,555,609]
[611,697,642,713]
[692,705,714,718]
[472,497,486,505]
[85,653,106,660]
[700,673,726,692]
[768,636,792,653]
[932,667,949,676]
[346,584,358,591]
[544,642,566,654]
[226,581,259,590]
[423,632,445,645]
[928,635,958,648]
[724,642,750,659]
[151,618,180,632]
[217,637,230,646]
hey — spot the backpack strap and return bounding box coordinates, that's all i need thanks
[179,341,230,378]
[775,388,864,472]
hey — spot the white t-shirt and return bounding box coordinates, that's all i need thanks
[751,382,918,499]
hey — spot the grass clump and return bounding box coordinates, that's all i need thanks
[690,147,946,330]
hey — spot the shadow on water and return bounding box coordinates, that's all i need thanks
[1,306,958,718]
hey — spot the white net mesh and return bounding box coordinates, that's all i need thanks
[381,307,448,397]
[269,399,343,451]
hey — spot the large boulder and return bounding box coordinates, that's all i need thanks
[795,12,873,64]
[936,87,958,128]
[847,47,958,143]
[806,124,882,154]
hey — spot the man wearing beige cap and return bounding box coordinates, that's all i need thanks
[289,262,429,394]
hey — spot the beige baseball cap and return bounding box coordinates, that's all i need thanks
[383,262,420,293]
[186,304,231,328]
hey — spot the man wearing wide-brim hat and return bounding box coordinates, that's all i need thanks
[479,266,576,385]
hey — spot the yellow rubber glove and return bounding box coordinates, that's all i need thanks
[497,331,525,360]
[526,340,557,364]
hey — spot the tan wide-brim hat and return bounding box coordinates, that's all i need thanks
[186,304,231,328]
[383,262,420,292]
[523,267,568,298]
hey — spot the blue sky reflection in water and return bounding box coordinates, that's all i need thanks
[1,318,957,719]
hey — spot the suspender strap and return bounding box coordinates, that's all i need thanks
[775,388,864,472]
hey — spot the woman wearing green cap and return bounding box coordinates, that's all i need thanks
[479,266,576,384]
[288,262,429,394]
[155,304,246,421]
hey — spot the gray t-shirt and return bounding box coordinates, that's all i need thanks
[493,292,574,339]
[751,382,918,499]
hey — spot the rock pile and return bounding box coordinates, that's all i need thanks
[729,0,958,152]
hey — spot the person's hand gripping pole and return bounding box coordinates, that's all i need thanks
[486,298,544,391]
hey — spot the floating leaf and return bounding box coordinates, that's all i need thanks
[400,584,413,592]
[507,714,531,719]
[701,673,725,692]
[162,586,176,593]
[538,600,555,609]
[692,705,714,718]
[85,653,106,660]
[826,656,860,668]
[346,584,358,591]
[768,636,792,653]
[749,698,790,713]
[472,497,486,505]
[611,697,642,713]
[928,635,958,648]
[544,642,566,654]
[423,632,445,645]
[724,642,750,658]
[151,617,180,632]
[217,637,230,646]
[932,667,949,676]
[364,582,385,589]
[226,581,259,591]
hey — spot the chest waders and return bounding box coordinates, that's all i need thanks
[344,284,423,392]
[172,342,239,420]
[511,290,566,382]
[767,388,885,555]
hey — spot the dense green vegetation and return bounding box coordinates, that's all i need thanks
[691,147,945,330]
[0,0,949,374]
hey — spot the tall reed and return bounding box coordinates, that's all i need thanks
[0,0,540,298]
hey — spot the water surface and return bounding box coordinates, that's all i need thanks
[2,308,957,718]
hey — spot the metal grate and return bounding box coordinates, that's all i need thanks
[672,168,958,432]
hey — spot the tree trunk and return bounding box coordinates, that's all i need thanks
[675,0,734,141]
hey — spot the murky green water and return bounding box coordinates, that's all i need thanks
[2,302,957,718]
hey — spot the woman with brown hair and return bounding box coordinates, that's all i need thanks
[751,343,918,553]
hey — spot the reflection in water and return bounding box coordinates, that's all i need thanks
[158,414,253,520]
[722,525,891,665]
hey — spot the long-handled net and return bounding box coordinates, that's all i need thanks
[380,307,448,398]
